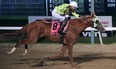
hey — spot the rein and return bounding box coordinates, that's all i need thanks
[84,16,90,24]
[86,16,95,28]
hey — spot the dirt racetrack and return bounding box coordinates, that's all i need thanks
[0,43,116,69]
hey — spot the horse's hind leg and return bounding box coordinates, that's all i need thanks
[7,40,32,55]
[7,40,29,55]
[7,34,39,55]
[22,45,28,56]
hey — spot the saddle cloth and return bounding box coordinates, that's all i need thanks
[51,20,69,36]
[42,18,69,36]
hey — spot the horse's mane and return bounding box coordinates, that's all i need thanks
[33,15,92,25]
[69,15,93,29]
[69,15,92,24]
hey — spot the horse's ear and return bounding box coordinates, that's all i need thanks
[91,12,96,17]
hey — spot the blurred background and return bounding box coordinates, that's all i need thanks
[0,0,116,44]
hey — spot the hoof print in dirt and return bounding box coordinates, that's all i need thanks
[31,60,45,67]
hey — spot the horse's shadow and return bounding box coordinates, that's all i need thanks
[74,53,116,65]
[14,53,116,67]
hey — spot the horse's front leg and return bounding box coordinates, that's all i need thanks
[67,44,74,67]
[49,45,67,59]
[58,45,67,58]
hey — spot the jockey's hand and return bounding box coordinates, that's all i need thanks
[65,15,69,18]
[79,15,82,18]
[79,15,83,19]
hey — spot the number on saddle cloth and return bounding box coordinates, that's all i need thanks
[51,20,70,35]
[51,20,60,35]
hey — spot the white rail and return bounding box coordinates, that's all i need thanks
[0,27,22,30]
[0,27,116,31]
[0,27,115,45]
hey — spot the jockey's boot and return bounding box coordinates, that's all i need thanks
[58,17,70,35]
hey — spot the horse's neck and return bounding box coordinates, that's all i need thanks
[71,18,91,35]
[77,23,89,34]
[80,17,92,33]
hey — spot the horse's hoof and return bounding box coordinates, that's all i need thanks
[21,53,27,56]
[71,65,75,67]
[6,51,12,55]
[71,63,77,68]
[48,56,63,60]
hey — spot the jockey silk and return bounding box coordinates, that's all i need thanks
[55,4,79,18]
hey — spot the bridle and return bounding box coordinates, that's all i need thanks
[81,15,99,28]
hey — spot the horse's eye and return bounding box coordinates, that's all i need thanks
[96,20,99,22]
[96,20,99,24]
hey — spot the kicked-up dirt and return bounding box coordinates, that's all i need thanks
[0,43,116,69]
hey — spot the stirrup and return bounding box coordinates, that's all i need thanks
[59,31,66,35]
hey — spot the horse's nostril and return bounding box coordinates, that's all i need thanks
[102,28,106,32]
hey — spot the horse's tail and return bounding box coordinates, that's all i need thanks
[0,32,20,41]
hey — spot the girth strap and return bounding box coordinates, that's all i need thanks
[60,35,66,45]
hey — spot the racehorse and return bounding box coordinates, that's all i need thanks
[0,12,105,67]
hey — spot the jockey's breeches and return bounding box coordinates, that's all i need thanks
[52,9,65,21]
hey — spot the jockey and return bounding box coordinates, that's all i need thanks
[52,1,80,35]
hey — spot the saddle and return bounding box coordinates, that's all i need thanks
[42,18,59,23]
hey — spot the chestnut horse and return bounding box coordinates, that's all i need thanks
[5,12,105,67]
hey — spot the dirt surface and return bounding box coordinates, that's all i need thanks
[0,43,116,69]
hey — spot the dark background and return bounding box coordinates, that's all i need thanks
[0,0,116,27]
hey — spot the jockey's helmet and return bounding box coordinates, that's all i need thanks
[70,1,78,8]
